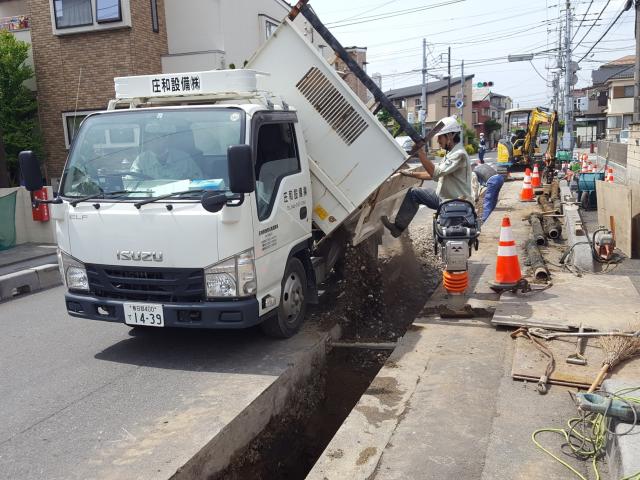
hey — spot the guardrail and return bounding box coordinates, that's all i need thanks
[597,140,627,167]
[0,15,30,32]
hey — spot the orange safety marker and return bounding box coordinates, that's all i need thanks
[607,167,614,183]
[531,163,541,187]
[492,216,522,288]
[520,168,535,202]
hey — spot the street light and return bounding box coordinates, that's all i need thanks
[508,54,535,62]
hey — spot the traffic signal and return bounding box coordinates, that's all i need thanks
[476,81,494,88]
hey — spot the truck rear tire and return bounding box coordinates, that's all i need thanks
[261,257,307,338]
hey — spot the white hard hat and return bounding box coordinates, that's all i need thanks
[437,116,462,136]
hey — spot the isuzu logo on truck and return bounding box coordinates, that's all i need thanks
[116,251,163,262]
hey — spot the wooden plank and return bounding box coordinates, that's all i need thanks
[596,181,633,257]
[512,336,640,388]
[492,272,640,331]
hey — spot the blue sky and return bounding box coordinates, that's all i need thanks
[309,0,635,107]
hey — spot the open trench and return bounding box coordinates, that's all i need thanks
[213,213,441,480]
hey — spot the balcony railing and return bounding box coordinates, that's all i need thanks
[0,15,30,32]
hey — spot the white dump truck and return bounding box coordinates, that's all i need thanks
[19,19,417,337]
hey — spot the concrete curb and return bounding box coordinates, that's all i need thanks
[560,182,595,272]
[602,379,640,480]
[0,264,61,302]
[173,324,342,479]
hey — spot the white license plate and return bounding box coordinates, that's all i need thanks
[124,303,164,327]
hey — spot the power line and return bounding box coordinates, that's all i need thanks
[366,5,559,47]
[571,0,595,41]
[577,1,632,62]
[323,0,465,28]
[573,0,611,50]
[328,0,399,24]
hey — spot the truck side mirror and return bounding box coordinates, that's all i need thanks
[18,151,44,192]
[201,191,227,213]
[227,145,255,194]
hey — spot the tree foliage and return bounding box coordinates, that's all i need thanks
[483,119,501,134]
[0,30,42,186]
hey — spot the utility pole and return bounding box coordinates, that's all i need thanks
[460,59,465,146]
[553,20,563,113]
[634,0,640,122]
[562,0,573,150]
[447,46,451,117]
[421,38,427,137]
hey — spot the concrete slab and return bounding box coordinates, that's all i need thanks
[492,272,640,331]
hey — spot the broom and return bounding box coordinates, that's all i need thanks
[587,326,640,393]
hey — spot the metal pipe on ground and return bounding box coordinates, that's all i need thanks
[528,215,547,246]
[525,239,550,281]
[543,215,563,240]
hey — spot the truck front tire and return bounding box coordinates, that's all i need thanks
[262,257,308,338]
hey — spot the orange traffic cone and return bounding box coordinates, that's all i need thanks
[492,216,522,289]
[607,167,614,183]
[520,168,535,202]
[531,164,541,187]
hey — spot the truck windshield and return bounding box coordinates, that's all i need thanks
[60,108,244,198]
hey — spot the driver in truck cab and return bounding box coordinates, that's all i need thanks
[131,125,204,180]
[381,115,472,238]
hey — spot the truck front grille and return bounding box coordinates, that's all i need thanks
[86,264,204,302]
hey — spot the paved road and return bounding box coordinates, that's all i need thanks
[0,286,328,479]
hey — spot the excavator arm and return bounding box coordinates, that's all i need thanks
[523,108,549,161]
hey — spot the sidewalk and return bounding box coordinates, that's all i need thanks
[308,178,640,480]
[0,243,60,302]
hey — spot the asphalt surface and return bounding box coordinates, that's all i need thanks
[0,286,328,480]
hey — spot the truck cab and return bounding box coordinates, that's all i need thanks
[20,20,413,338]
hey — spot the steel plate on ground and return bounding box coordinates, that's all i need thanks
[492,272,640,331]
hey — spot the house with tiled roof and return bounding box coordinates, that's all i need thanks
[594,56,635,140]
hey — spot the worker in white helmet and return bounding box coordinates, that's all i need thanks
[478,132,486,164]
[381,115,472,238]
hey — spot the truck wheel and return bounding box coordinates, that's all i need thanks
[262,257,307,338]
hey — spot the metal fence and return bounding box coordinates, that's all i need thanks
[597,141,627,167]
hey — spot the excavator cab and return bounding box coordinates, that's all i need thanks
[497,107,558,172]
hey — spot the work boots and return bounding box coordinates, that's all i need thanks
[381,188,421,238]
[381,216,403,238]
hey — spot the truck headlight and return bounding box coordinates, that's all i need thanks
[204,249,257,299]
[57,249,89,291]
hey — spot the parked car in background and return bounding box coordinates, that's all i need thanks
[539,132,549,144]
[620,129,630,144]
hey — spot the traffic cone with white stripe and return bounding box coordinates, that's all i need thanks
[491,216,522,289]
[520,168,535,202]
[607,167,614,183]
[531,163,541,187]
